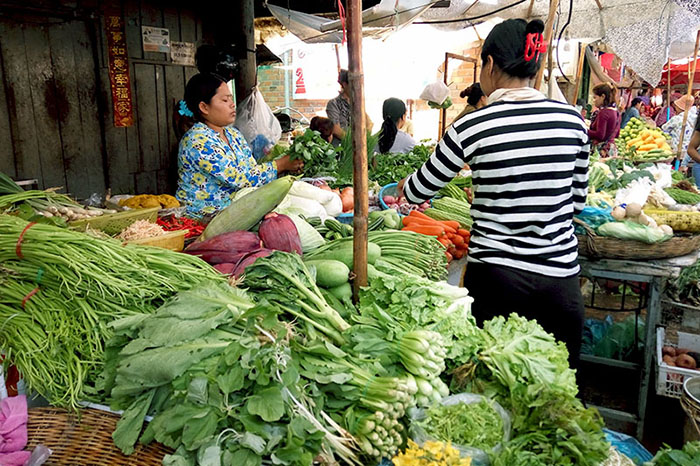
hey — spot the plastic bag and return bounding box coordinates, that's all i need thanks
[26,445,52,466]
[614,178,653,207]
[420,81,450,106]
[408,393,511,465]
[234,88,282,154]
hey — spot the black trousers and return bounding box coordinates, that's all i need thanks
[464,261,585,370]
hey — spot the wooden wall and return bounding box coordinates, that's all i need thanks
[96,0,204,195]
[0,0,206,198]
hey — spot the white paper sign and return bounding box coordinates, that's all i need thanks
[171,41,195,66]
[142,26,170,53]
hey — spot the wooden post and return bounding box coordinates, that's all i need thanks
[594,0,604,9]
[547,32,554,98]
[675,30,700,163]
[572,42,587,104]
[534,0,560,90]
[527,0,536,18]
[347,0,368,299]
[232,0,256,101]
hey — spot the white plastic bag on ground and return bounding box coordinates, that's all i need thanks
[234,88,282,146]
[420,81,450,105]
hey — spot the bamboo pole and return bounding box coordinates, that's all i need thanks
[547,32,554,98]
[571,42,587,104]
[534,0,560,90]
[347,0,368,299]
[675,30,700,164]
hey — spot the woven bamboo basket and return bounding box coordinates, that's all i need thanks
[26,407,171,465]
[575,219,700,260]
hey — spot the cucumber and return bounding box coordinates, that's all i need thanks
[328,282,352,301]
[199,176,294,241]
[305,259,350,288]
[320,287,352,319]
[307,241,381,268]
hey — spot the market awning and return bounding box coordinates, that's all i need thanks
[659,57,700,87]
[266,0,441,43]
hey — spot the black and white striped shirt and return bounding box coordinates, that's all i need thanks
[404,97,589,278]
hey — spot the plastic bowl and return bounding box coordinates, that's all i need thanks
[336,212,354,225]
[379,183,400,210]
[379,183,431,214]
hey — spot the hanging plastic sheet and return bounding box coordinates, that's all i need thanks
[266,0,441,44]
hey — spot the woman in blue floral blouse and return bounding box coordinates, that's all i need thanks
[176,73,302,217]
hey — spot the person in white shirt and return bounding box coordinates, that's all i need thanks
[377,98,416,154]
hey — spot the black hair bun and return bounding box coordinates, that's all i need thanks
[525,19,545,35]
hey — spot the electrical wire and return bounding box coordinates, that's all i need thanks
[555,0,574,83]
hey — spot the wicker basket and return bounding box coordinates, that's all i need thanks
[69,207,160,235]
[26,407,171,465]
[575,219,700,260]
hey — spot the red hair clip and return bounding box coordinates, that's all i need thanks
[524,33,548,62]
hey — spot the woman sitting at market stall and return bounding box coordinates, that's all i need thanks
[588,83,621,158]
[377,97,416,154]
[176,73,303,218]
[398,18,589,368]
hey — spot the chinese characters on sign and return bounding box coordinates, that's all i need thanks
[105,12,133,127]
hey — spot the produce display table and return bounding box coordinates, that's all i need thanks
[447,257,468,287]
[578,251,700,439]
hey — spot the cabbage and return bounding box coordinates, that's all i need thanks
[283,213,325,253]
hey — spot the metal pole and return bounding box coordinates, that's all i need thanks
[534,0,560,90]
[675,30,700,163]
[347,0,368,299]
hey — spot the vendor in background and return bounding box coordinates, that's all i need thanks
[662,95,700,176]
[309,116,336,143]
[377,98,416,154]
[588,83,620,158]
[621,97,643,129]
[325,69,372,143]
[452,83,487,123]
[686,113,700,187]
[655,91,682,127]
[398,18,589,368]
[176,73,303,218]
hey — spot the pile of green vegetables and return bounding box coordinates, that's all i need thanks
[415,399,504,451]
[453,314,609,466]
[368,144,433,187]
[0,215,223,408]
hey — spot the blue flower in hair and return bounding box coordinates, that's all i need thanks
[178,100,194,118]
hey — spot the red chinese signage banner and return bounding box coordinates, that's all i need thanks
[105,11,133,127]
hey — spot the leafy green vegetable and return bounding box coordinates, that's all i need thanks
[288,129,339,178]
[416,399,504,451]
[645,441,700,465]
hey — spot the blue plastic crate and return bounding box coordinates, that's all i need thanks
[336,212,353,225]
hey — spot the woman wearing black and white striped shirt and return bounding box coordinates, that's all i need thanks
[399,19,589,367]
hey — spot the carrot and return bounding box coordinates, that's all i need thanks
[402,225,445,236]
[437,237,452,248]
[445,251,453,262]
[408,210,437,222]
[454,249,465,259]
[452,235,465,246]
[457,229,470,237]
[457,242,469,251]
[440,220,460,230]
